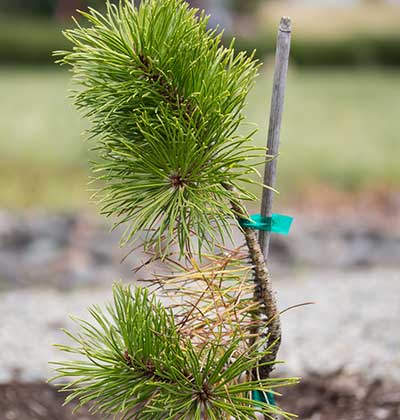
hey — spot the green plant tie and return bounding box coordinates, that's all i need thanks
[239,213,293,235]
[252,390,276,406]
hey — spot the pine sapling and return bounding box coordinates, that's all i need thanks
[51,1,298,419]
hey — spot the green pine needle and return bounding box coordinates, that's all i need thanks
[51,284,297,419]
[55,0,262,255]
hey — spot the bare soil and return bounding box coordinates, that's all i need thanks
[1,375,399,420]
[279,373,400,420]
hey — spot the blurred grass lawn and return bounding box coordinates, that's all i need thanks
[1,66,399,209]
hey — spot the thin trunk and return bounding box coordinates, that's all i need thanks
[228,196,281,380]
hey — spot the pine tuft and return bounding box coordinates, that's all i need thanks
[55,0,262,255]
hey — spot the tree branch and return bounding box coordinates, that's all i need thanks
[228,196,281,380]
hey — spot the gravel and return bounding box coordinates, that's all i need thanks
[0,268,399,384]
[0,210,398,385]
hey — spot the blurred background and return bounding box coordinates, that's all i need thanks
[0,1,399,419]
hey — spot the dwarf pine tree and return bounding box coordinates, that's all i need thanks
[51,1,297,419]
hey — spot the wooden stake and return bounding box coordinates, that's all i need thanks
[259,17,292,260]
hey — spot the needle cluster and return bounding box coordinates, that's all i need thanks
[56,0,262,254]
[52,284,296,419]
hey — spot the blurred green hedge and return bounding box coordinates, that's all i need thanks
[233,33,400,66]
[1,17,400,66]
[0,17,70,64]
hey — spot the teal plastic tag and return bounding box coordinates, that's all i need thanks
[239,213,293,235]
[252,390,276,407]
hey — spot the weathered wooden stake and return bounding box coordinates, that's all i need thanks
[258,17,291,420]
[259,17,292,260]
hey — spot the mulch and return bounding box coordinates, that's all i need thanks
[278,373,400,420]
[0,374,399,420]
